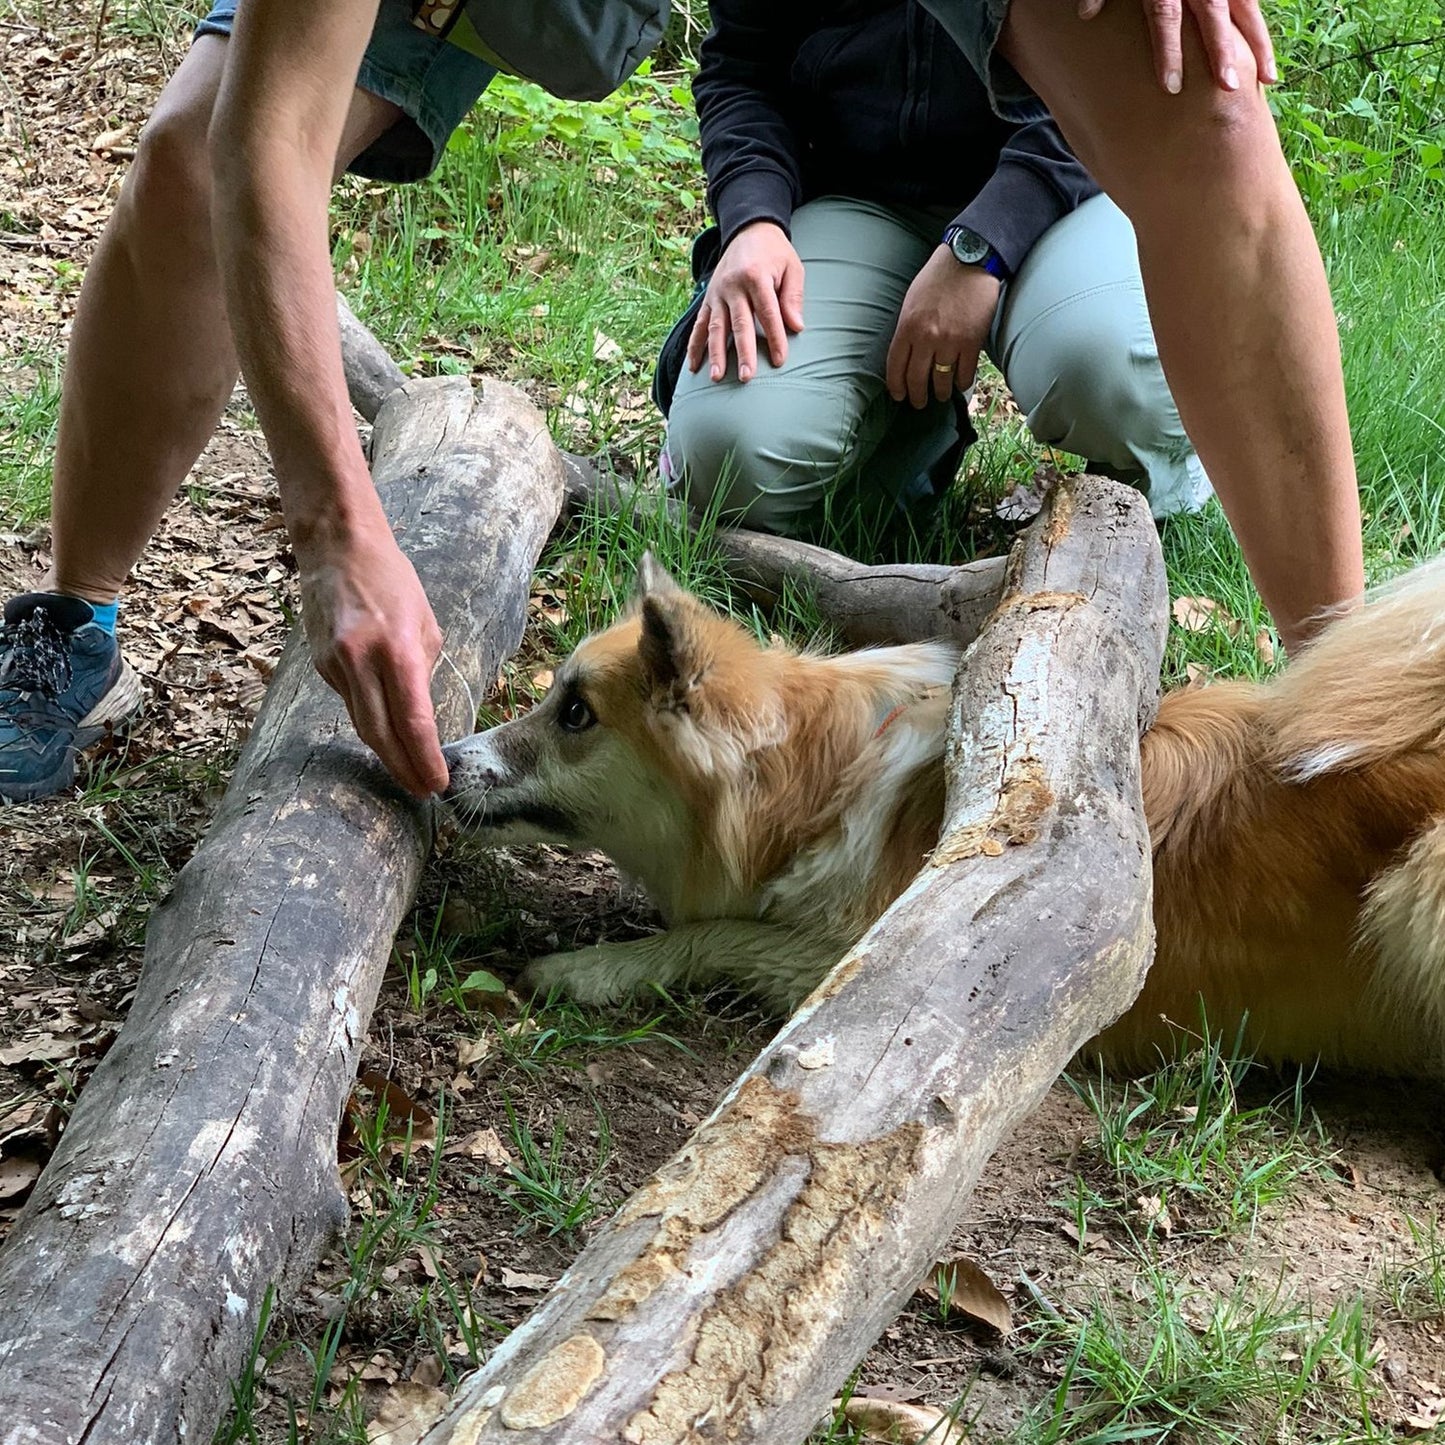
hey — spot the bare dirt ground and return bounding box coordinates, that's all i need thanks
[2,8,1443,1443]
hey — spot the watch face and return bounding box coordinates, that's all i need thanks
[948,227,990,266]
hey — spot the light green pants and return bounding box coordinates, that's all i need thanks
[665,193,1210,534]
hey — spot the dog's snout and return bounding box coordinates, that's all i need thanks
[440,737,505,797]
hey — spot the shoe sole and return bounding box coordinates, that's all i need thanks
[0,661,145,804]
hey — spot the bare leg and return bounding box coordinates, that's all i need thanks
[46,35,401,604]
[998,1,1364,652]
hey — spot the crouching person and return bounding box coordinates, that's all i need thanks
[653,0,1209,540]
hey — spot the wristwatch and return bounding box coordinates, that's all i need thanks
[944,224,1009,281]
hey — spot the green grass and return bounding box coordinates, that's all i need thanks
[491,1092,612,1238]
[1069,1026,1327,1234]
[1014,1274,1393,1445]
[1380,1211,1445,1320]
[0,351,63,526]
[214,1092,496,1445]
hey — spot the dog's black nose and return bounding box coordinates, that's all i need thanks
[439,738,505,799]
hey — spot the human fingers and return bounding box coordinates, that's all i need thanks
[903,339,938,410]
[1143,0,1188,94]
[1230,0,1277,82]
[344,629,445,798]
[778,253,806,335]
[753,279,791,369]
[930,353,961,405]
[1185,0,1243,91]
[687,298,714,373]
[381,656,449,798]
[727,291,759,382]
[706,299,731,381]
[885,326,910,404]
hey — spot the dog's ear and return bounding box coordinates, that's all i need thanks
[635,550,681,600]
[638,590,700,697]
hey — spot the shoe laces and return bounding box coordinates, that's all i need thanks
[0,607,74,698]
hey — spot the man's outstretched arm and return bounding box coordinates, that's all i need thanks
[210,0,449,798]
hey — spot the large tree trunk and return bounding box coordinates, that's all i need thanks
[0,377,564,1445]
[414,474,1167,1445]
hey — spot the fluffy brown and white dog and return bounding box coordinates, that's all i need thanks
[441,555,1445,1077]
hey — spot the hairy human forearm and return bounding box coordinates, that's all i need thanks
[210,132,385,554]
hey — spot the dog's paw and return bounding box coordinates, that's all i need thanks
[518,948,630,1007]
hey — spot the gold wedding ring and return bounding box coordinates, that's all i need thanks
[933,362,954,373]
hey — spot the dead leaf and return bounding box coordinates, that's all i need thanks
[338,1071,436,1170]
[1254,627,1276,666]
[592,329,622,362]
[836,1397,967,1444]
[441,1127,512,1168]
[0,1155,42,1203]
[0,1034,79,1069]
[412,1355,445,1390]
[365,1380,450,1444]
[1171,595,1241,636]
[455,1036,491,1069]
[357,1351,401,1383]
[498,1266,555,1292]
[1134,1193,1174,1236]
[917,1255,1012,1335]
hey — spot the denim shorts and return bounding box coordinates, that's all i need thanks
[919,0,1037,122]
[196,0,496,181]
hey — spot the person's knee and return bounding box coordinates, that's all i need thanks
[666,386,839,533]
[125,88,217,239]
[1025,306,1177,467]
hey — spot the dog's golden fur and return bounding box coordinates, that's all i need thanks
[442,556,1445,1076]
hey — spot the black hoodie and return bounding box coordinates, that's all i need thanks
[693,0,1099,274]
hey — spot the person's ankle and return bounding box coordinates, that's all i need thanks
[84,598,119,635]
[9,589,121,636]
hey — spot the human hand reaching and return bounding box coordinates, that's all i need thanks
[296,510,448,799]
[686,220,805,383]
[885,246,1001,410]
[1077,0,1277,94]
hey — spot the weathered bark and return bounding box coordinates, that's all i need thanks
[337,291,407,423]
[0,377,564,1445]
[415,474,1167,1445]
[560,450,1007,648]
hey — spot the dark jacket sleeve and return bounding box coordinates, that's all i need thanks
[691,1,811,250]
[948,111,1100,275]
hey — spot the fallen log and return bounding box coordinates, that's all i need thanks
[337,291,406,423]
[414,472,1167,1444]
[0,377,564,1445]
[559,451,1007,648]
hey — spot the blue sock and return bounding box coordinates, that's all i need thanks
[86,598,119,635]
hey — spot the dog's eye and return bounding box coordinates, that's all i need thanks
[558,695,595,733]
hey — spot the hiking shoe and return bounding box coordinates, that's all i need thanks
[0,593,143,803]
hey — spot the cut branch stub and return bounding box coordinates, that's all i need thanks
[415,473,1168,1445]
[0,377,564,1445]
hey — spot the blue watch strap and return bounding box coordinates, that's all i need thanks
[979,249,1009,282]
[943,224,1010,282]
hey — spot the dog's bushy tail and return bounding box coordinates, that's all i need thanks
[1267,556,1445,780]
[1359,816,1445,1068]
